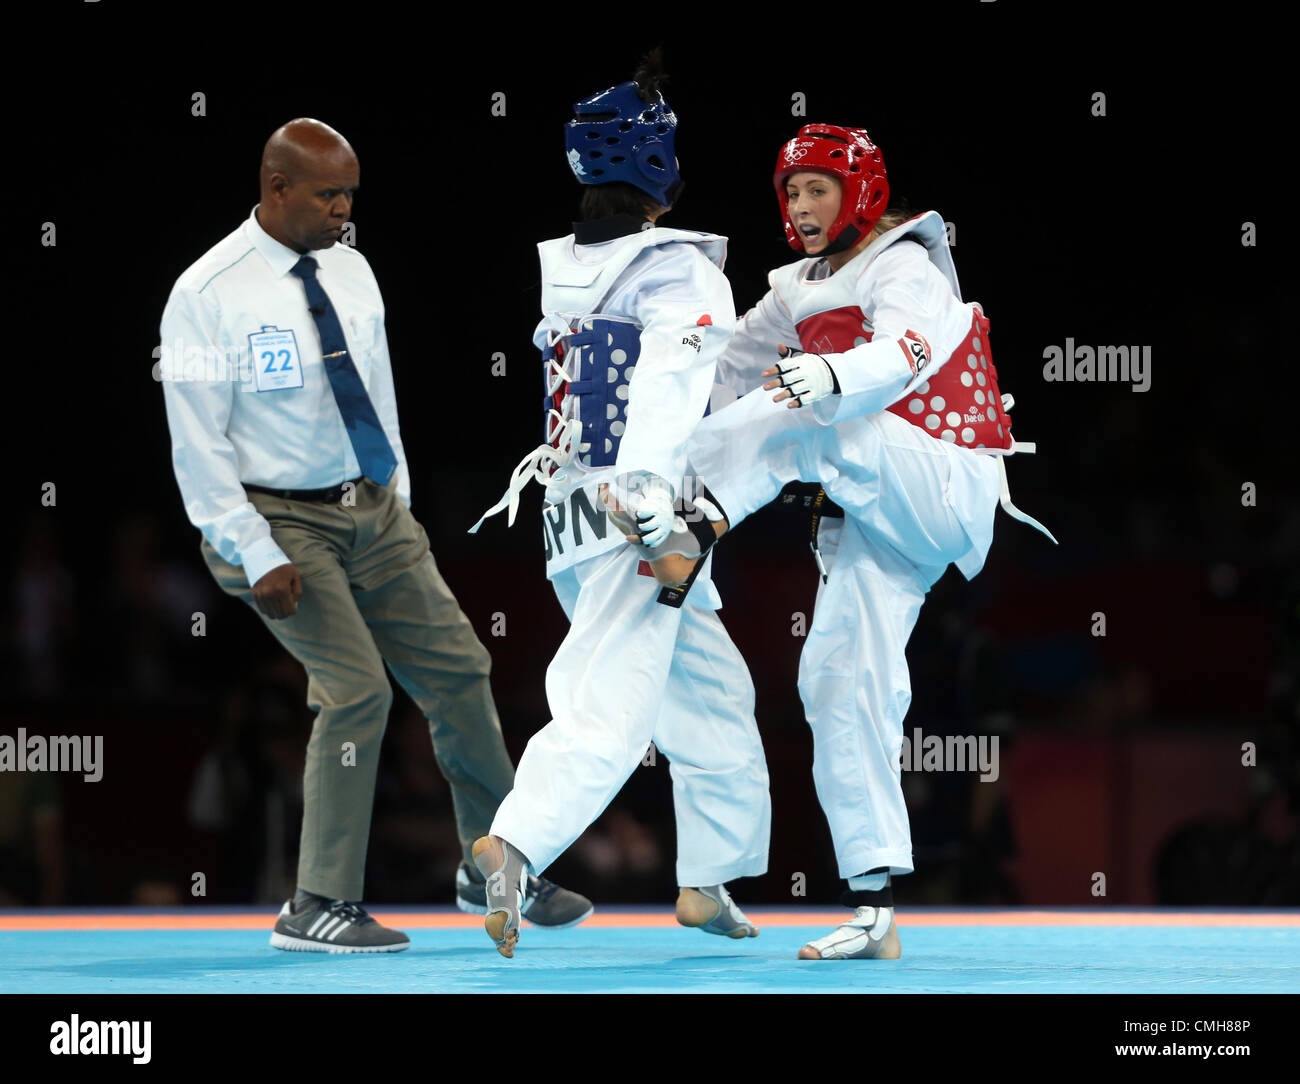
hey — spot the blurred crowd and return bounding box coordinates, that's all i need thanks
[3,485,1297,908]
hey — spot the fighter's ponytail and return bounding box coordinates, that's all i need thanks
[632,46,667,103]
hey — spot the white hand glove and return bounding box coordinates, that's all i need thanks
[771,346,837,407]
[616,474,683,549]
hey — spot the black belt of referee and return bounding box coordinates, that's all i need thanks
[244,477,365,503]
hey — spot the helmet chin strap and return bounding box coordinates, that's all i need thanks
[818,222,863,257]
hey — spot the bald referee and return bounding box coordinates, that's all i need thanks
[159,118,591,951]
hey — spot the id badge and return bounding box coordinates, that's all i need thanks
[249,326,305,392]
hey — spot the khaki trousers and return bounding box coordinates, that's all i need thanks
[202,478,515,902]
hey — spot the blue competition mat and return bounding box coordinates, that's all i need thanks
[1,908,1297,994]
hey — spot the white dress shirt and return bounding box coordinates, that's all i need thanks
[160,206,411,587]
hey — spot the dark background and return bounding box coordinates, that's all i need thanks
[4,4,1296,910]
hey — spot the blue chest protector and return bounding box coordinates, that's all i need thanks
[541,315,714,471]
[541,316,641,469]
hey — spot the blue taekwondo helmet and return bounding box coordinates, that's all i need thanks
[564,81,683,207]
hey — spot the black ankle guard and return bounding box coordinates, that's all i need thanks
[840,885,894,908]
[839,868,894,908]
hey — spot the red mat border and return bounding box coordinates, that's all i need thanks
[3,911,1299,931]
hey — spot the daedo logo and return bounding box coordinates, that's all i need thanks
[898,329,931,375]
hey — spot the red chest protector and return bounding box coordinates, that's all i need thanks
[795,302,1012,452]
[778,213,1055,545]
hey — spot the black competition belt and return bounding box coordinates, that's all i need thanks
[776,482,844,585]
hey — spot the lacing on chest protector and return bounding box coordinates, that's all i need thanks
[543,316,641,469]
[469,315,642,534]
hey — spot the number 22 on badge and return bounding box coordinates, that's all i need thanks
[249,326,305,392]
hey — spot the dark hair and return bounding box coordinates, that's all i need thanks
[579,182,658,222]
[632,46,667,102]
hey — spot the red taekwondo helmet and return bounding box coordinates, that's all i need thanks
[774,124,889,255]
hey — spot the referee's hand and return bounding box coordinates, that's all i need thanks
[253,563,302,619]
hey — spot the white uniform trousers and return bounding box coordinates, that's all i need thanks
[796,517,925,877]
[688,388,1000,880]
[490,545,771,887]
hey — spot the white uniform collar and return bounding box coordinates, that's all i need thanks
[244,204,326,277]
[566,224,729,271]
[828,210,948,279]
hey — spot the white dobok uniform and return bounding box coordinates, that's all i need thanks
[692,211,1020,879]
[486,223,771,887]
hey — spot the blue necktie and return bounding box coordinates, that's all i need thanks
[290,256,398,487]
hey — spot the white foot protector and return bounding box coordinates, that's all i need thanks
[676,885,759,939]
[797,906,901,960]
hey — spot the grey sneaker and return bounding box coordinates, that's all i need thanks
[457,861,594,929]
[675,884,759,938]
[269,897,409,954]
[797,906,901,960]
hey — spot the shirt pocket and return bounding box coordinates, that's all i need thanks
[344,313,384,385]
